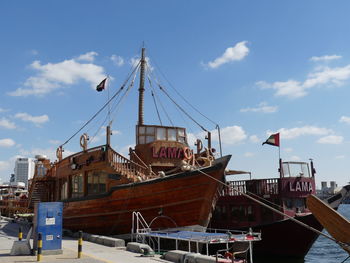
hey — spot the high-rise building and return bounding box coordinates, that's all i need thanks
[14,158,35,187]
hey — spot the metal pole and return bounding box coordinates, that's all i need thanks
[18,226,22,241]
[78,231,83,258]
[37,232,42,261]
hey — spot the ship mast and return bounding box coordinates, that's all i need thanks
[138,47,146,125]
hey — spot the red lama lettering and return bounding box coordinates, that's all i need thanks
[159,147,167,158]
[152,147,159,158]
[167,147,178,158]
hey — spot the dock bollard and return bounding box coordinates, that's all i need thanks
[18,226,23,241]
[78,230,83,258]
[37,232,42,261]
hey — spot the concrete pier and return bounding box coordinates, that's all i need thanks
[0,218,169,263]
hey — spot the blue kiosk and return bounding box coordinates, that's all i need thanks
[33,202,63,254]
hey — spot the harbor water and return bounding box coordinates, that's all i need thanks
[305,204,350,263]
[257,204,350,263]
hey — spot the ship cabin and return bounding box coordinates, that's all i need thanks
[134,124,192,174]
[212,160,316,228]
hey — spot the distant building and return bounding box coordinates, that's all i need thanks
[316,181,342,199]
[14,158,35,188]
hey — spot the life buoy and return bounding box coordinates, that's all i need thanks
[183,147,193,160]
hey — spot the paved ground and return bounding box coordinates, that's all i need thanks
[0,218,169,263]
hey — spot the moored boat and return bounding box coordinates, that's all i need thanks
[26,48,231,236]
[209,159,350,258]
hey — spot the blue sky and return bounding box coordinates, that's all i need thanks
[1,1,350,187]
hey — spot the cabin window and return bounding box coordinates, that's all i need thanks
[178,129,186,143]
[156,128,166,140]
[71,173,84,198]
[295,198,305,209]
[138,125,188,144]
[138,126,155,144]
[87,171,107,195]
[284,198,294,209]
[146,136,154,144]
[168,129,176,141]
[61,180,68,200]
[282,162,310,178]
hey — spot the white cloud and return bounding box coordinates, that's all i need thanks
[212,126,247,145]
[188,125,247,147]
[244,152,254,157]
[49,140,61,145]
[111,55,124,67]
[270,126,332,139]
[257,80,306,99]
[257,64,350,99]
[206,41,249,69]
[240,102,278,113]
[0,118,16,129]
[129,56,153,71]
[19,147,74,161]
[8,53,106,97]
[284,147,293,153]
[289,155,301,161]
[76,51,98,62]
[310,55,342,62]
[0,138,15,147]
[340,116,350,124]
[249,135,259,143]
[15,112,49,125]
[130,57,139,68]
[0,160,11,171]
[317,135,343,144]
[0,108,9,113]
[335,155,345,159]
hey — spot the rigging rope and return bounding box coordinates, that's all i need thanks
[60,61,141,148]
[147,75,174,126]
[147,74,162,126]
[147,49,218,127]
[158,84,208,132]
[88,66,139,145]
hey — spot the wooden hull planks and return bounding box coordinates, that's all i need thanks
[62,155,231,235]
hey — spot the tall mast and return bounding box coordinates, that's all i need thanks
[138,47,146,125]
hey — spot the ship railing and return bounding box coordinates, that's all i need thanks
[108,148,148,180]
[221,181,246,196]
[222,178,279,196]
[0,199,29,217]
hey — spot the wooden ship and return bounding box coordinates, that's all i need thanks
[20,48,231,235]
[210,159,350,258]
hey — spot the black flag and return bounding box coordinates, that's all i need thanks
[96,78,107,92]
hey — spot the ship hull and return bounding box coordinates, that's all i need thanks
[62,155,230,235]
[247,213,323,258]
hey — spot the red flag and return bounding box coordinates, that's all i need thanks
[262,133,280,147]
[96,78,107,92]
